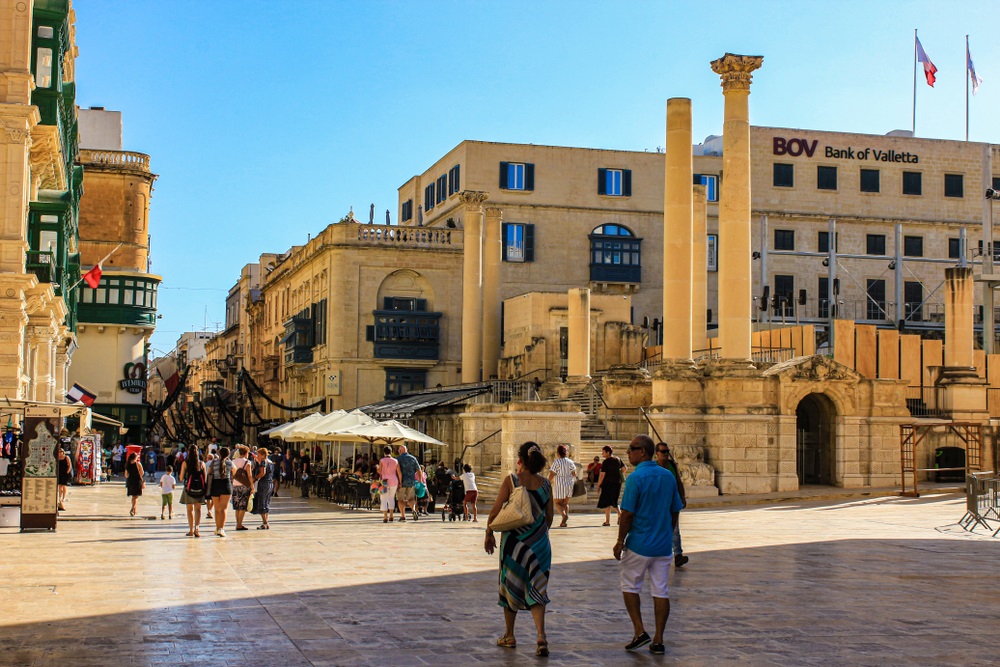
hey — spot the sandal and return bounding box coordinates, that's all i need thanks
[496,636,516,648]
[186,531,194,537]
[257,525,267,530]
[536,640,549,657]
[602,522,610,526]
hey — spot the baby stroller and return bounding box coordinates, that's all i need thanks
[441,477,466,522]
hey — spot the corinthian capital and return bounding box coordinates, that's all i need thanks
[459,191,489,211]
[484,206,503,222]
[710,53,764,92]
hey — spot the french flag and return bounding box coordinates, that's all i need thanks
[916,36,938,87]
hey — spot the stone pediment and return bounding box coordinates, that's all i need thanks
[760,355,863,383]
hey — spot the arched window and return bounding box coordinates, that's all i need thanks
[589,224,641,283]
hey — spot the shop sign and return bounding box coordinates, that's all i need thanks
[773,136,919,163]
[119,362,147,394]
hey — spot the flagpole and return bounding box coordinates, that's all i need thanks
[966,35,970,142]
[67,242,122,292]
[912,29,918,135]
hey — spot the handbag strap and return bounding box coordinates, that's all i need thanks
[509,472,520,488]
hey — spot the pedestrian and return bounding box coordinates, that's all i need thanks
[415,464,430,515]
[146,446,157,480]
[484,441,553,657]
[231,445,255,531]
[613,435,684,655]
[204,451,215,520]
[179,445,206,537]
[299,448,311,498]
[112,443,124,475]
[597,445,626,526]
[456,463,479,522]
[377,445,400,522]
[655,442,689,568]
[395,444,420,521]
[587,455,602,488]
[159,465,176,520]
[207,446,234,537]
[124,451,144,516]
[56,446,71,511]
[547,444,576,527]
[252,447,274,529]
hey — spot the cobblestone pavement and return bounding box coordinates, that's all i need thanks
[0,480,997,666]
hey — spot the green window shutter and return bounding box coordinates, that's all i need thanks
[623,169,632,196]
[525,164,535,191]
[501,223,509,261]
[598,168,607,195]
[383,297,394,310]
[499,162,509,189]
[524,224,535,262]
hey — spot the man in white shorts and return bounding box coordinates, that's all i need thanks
[613,434,684,655]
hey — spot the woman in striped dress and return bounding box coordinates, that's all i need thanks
[485,441,554,657]
[547,445,576,528]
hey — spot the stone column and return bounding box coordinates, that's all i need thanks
[460,191,488,383]
[567,288,591,379]
[944,267,974,368]
[711,53,763,361]
[0,278,29,400]
[482,206,503,379]
[692,185,708,350]
[31,326,54,402]
[662,98,694,362]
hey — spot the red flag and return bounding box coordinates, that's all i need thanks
[82,264,102,289]
[916,36,937,87]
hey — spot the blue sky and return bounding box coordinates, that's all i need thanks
[73,1,1000,355]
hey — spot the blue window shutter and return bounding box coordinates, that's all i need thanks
[453,164,460,193]
[693,173,702,185]
[366,326,374,342]
[501,223,509,261]
[524,224,535,262]
[623,169,632,197]
[499,162,509,189]
[525,163,535,191]
[598,168,607,195]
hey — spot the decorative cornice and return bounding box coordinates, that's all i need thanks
[710,53,764,92]
[459,190,489,211]
[29,124,66,190]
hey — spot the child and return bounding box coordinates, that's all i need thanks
[159,465,176,520]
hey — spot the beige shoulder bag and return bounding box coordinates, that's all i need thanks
[488,473,534,532]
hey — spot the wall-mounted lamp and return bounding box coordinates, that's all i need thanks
[822,258,829,267]
[751,251,761,260]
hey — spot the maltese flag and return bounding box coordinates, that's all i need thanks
[916,36,938,87]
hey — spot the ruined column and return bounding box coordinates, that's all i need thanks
[944,267,974,368]
[567,288,591,379]
[662,98,694,362]
[482,207,503,379]
[460,191,488,383]
[692,185,708,350]
[711,53,763,361]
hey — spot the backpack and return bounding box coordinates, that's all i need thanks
[185,463,206,499]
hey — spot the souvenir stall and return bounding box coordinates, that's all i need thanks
[75,434,101,485]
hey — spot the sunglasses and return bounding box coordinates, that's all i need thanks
[628,446,644,452]
[656,449,669,455]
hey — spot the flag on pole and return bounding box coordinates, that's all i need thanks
[67,383,97,407]
[967,43,983,95]
[82,264,102,289]
[915,36,938,87]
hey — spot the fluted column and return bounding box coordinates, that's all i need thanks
[482,207,503,379]
[692,185,708,350]
[663,98,694,361]
[944,267,974,368]
[460,191,488,383]
[711,53,763,361]
[567,288,591,379]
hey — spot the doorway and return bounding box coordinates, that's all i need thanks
[796,393,835,485]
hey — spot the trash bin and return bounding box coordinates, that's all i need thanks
[933,446,965,482]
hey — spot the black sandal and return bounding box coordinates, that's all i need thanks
[536,640,549,657]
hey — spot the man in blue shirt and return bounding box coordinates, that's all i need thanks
[395,444,421,521]
[613,434,684,655]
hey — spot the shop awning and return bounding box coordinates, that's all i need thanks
[356,385,491,420]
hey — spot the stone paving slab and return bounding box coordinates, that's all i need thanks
[0,481,997,666]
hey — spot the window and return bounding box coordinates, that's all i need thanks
[598,168,632,196]
[499,162,534,191]
[401,199,413,222]
[993,177,1000,191]
[774,229,795,251]
[818,231,839,253]
[773,163,794,187]
[707,234,718,272]
[944,174,964,198]
[694,174,719,202]
[866,279,886,320]
[978,240,1000,262]
[312,299,327,345]
[904,281,923,322]
[818,277,830,318]
[37,26,54,39]
[502,222,534,262]
[436,175,447,204]
[35,47,52,88]
[902,171,922,195]
[860,169,880,193]
[773,275,794,317]
[948,238,962,259]
[448,164,461,195]
[817,166,838,190]
[385,369,426,399]
[903,235,923,257]
[867,234,886,256]
[590,224,641,283]
[423,183,435,211]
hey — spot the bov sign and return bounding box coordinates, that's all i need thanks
[773,137,919,164]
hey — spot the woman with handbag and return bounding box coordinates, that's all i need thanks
[230,445,255,531]
[179,445,206,537]
[547,444,577,528]
[251,447,274,530]
[124,451,145,516]
[207,446,234,537]
[484,441,554,657]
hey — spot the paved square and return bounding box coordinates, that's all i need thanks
[0,483,996,666]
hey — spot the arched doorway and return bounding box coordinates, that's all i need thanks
[796,393,836,485]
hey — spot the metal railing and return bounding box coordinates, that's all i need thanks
[959,473,1000,536]
[466,379,540,404]
[905,385,946,418]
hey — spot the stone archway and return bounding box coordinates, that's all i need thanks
[795,393,836,485]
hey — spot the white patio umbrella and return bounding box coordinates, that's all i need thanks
[266,412,325,441]
[298,409,377,468]
[336,419,445,447]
